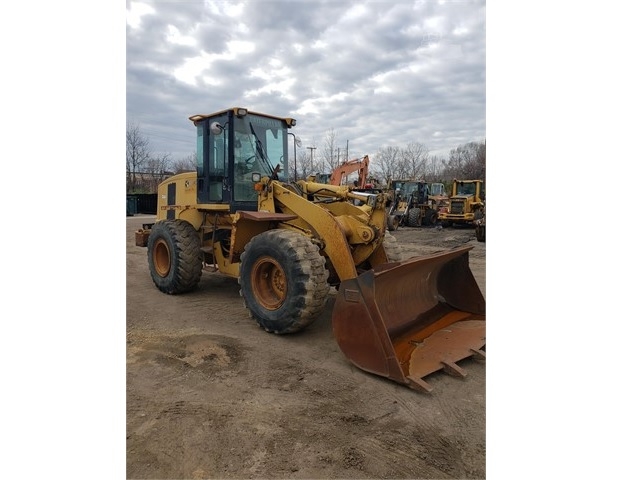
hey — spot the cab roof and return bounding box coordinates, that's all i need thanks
[189,107,296,127]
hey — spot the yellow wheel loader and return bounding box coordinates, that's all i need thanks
[438,179,485,227]
[386,179,439,230]
[135,107,485,393]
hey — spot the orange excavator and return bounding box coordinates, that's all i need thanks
[314,155,373,188]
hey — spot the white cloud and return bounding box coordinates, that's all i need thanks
[173,52,221,86]
[342,3,368,22]
[205,0,244,17]
[127,0,485,160]
[126,1,155,29]
[227,40,255,55]
[172,40,255,86]
[166,25,197,47]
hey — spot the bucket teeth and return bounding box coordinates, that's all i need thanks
[406,376,433,394]
[469,348,486,361]
[441,360,467,378]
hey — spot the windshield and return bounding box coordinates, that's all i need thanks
[233,114,288,182]
[457,182,477,196]
[398,182,418,195]
[430,183,444,196]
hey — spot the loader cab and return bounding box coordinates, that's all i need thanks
[191,108,292,212]
[452,180,484,201]
[393,181,428,204]
[456,182,476,196]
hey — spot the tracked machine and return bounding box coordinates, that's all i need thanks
[135,107,485,393]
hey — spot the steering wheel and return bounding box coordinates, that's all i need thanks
[245,155,256,165]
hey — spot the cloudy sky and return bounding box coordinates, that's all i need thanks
[126,0,486,163]
[6,4,620,477]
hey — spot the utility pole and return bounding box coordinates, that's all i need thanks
[307,146,316,172]
[288,132,301,181]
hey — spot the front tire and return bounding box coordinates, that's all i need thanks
[387,215,399,231]
[239,230,330,334]
[147,220,203,294]
[406,207,421,227]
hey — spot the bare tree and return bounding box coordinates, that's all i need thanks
[470,139,486,180]
[141,153,172,192]
[126,122,150,192]
[319,128,339,173]
[401,142,429,179]
[372,146,401,184]
[442,141,486,181]
[292,150,310,181]
[172,153,196,174]
[425,155,444,182]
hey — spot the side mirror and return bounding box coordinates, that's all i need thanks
[210,122,224,135]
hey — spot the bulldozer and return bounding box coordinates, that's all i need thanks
[386,180,439,230]
[135,107,485,393]
[438,179,485,227]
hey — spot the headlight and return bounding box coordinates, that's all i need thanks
[251,172,262,182]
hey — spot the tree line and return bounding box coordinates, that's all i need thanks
[127,121,485,193]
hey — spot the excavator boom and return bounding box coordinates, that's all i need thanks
[329,155,370,187]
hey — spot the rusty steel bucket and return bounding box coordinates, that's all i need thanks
[332,245,485,393]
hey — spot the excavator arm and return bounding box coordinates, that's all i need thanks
[329,155,370,187]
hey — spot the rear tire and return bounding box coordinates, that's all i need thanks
[475,224,486,242]
[423,208,438,226]
[147,220,203,294]
[239,230,330,334]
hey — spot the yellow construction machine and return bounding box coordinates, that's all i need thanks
[386,179,439,230]
[429,182,449,213]
[438,179,485,227]
[135,107,485,393]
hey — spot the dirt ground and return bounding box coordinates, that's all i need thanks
[126,215,486,480]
